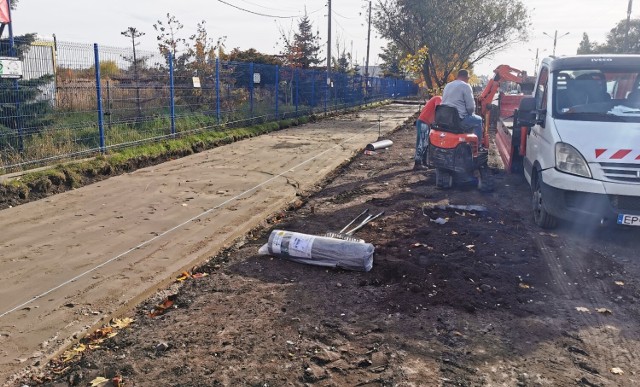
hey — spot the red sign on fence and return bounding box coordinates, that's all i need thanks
[0,0,10,24]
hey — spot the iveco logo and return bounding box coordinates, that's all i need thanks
[591,58,613,62]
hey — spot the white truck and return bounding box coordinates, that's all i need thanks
[497,55,640,228]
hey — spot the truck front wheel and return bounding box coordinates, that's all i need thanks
[532,171,557,229]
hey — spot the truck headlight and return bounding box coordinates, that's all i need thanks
[555,143,592,178]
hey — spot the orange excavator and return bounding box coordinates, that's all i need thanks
[427,65,535,190]
[480,65,536,173]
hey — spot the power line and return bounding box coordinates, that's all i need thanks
[236,0,299,13]
[332,16,357,41]
[332,9,355,20]
[216,0,301,19]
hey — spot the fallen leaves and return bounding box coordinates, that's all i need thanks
[89,375,123,387]
[111,317,134,329]
[176,271,209,283]
[149,294,177,317]
[518,283,531,289]
[55,316,136,372]
[62,344,86,362]
[84,326,116,347]
[90,376,110,387]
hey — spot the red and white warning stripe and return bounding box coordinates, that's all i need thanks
[595,149,640,160]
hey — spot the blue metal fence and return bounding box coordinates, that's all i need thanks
[0,38,418,171]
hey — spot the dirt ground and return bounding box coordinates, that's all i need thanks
[0,105,414,384]
[8,105,640,386]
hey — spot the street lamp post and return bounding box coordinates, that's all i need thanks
[528,48,547,76]
[543,30,569,56]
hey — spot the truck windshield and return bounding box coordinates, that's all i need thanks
[553,68,640,122]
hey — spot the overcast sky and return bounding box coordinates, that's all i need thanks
[9,0,639,77]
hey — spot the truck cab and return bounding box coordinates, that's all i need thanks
[519,55,640,228]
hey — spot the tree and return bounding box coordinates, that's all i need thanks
[332,40,352,74]
[379,42,405,78]
[0,34,53,150]
[178,21,227,113]
[576,19,640,54]
[373,0,529,90]
[153,13,186,65]
[603,18,640,53]
[577,33,594,54]
[99,61,120,78]
[186,20,224,77]
[280,13,323,69]
[121,27,147,119]
[223,48,282,65]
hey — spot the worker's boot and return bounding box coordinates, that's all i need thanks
[413,162,428,171]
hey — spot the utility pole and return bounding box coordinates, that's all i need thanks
[365,0,372,77]
[327,0,332,74]
[121,27,145,120]
[543,30,569,56]
[623,0,633,52]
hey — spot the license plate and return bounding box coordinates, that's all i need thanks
[617,214,640,226]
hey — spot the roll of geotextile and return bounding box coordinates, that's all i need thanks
[258,229,374,272]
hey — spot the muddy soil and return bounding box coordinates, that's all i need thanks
[14,114,640,386]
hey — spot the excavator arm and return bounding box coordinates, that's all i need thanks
[477,65,532,116]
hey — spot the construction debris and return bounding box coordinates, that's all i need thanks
[365,139,393,151]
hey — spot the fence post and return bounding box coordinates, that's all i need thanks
[249,62,254,116]
[93,43,105,153]
[169,52,176,136]
[216,58,221,124]
[311,70,316,110]
[274,65,279,119]
[295,69,299,116]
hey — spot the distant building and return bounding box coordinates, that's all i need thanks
[358,65,382,78]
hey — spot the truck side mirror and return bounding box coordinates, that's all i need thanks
[536,110,547,128]
[517,97,537,127]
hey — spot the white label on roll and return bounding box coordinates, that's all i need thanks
[288,232,315,259]
[272,231,285,254]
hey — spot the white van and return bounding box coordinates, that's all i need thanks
[517,55,640,228]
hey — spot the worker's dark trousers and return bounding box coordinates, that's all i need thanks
[415,119,429,165]
[461,114,483,145]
